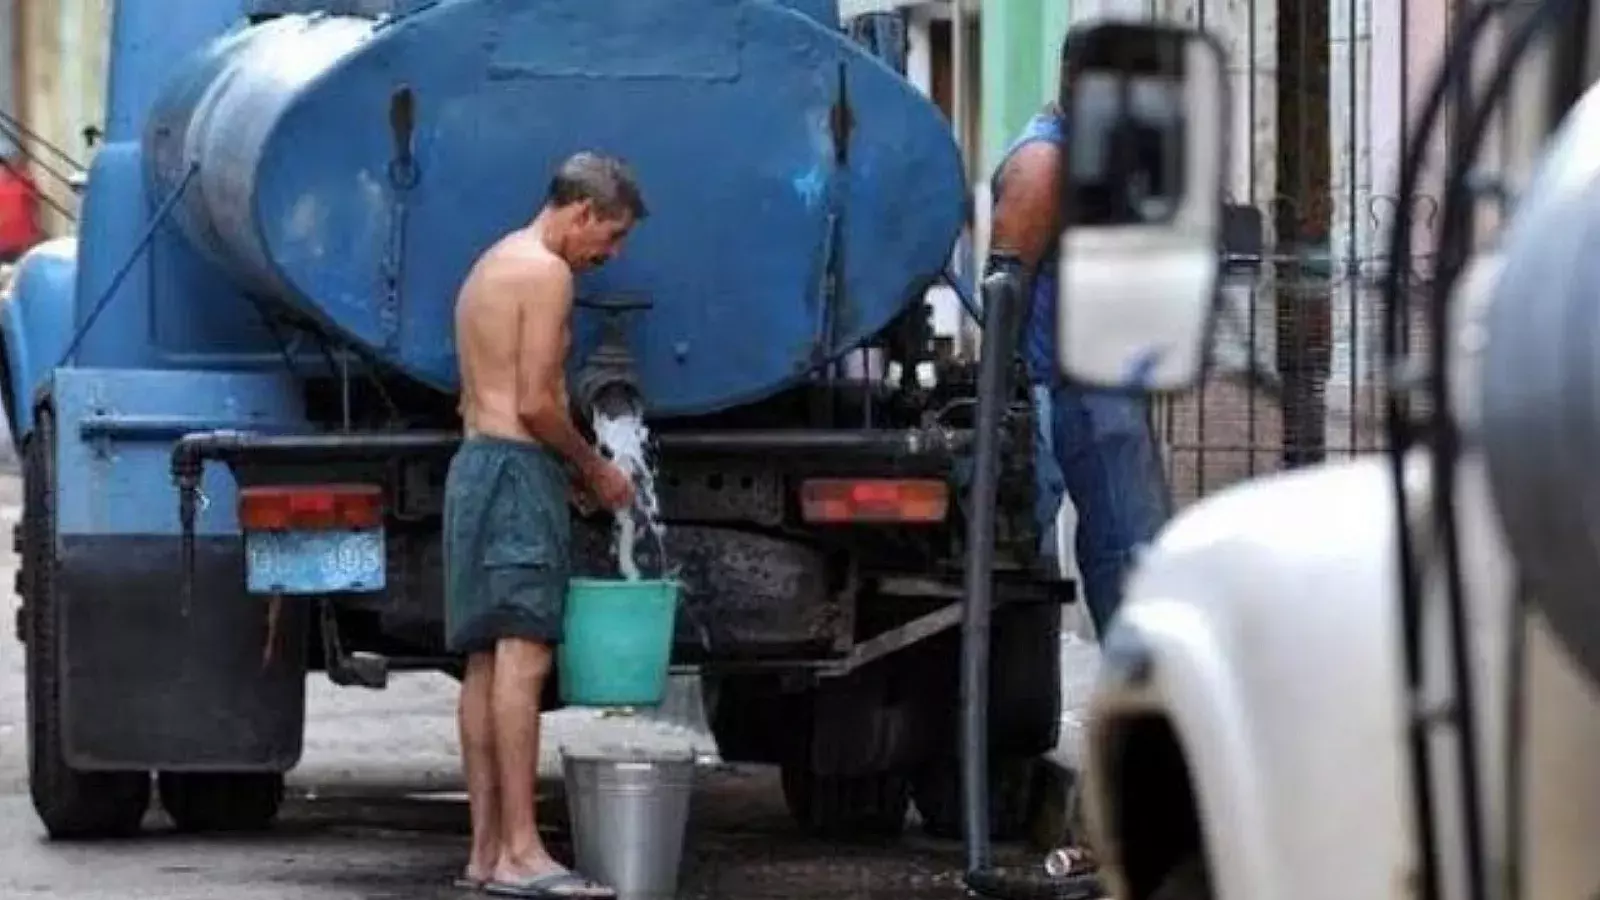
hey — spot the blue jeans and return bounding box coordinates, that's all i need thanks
[1031,383,1172,635]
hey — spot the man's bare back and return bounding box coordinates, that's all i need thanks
[453,224,633,513]
[455,229,571,444]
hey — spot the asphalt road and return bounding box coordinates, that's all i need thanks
[0,469,1101,899]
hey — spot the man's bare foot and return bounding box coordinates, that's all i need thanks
[490,850,557,886]
[453,843,500,889]
[486,857,614,899]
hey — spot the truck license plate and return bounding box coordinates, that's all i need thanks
[245,529,387,595]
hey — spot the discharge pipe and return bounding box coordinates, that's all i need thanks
[589,380,646,423]
[960,262,1101,900]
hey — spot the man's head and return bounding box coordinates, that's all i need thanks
[538,151,649,272]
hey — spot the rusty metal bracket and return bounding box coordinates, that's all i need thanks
[825,601,964,677]
[677,602,967,684]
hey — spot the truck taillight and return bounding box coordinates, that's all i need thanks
[238,485,384,531]
[799,478,948,524]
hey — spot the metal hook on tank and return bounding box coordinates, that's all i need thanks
[380,85,419,350]
[387,85,420,190]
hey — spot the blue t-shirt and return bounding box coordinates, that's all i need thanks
[989,111,1065,385]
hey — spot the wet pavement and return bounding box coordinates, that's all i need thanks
[0,766,1049,900]
[0,469,1094,899]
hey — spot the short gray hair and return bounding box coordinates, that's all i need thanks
[544,151,649,222]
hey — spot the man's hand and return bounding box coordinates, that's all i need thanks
[569,479,600,516]
[586,458,636,512]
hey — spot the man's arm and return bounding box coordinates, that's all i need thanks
[514,262,610,479]
[988,142,1064,273]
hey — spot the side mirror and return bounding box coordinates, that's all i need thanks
[1054,21,1229,394]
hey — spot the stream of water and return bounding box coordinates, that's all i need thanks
[593,409,666,580]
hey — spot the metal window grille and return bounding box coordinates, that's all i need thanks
[1147,0,1460,507]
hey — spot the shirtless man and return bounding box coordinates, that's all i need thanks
[445,151,646,899]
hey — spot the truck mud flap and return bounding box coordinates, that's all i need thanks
[57,535,309,770]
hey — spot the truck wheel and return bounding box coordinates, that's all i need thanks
[1150,854,1211,900]
[779,760,910,840]
[158,772,285,833]
[1028,760,1089,852]
[22,408,153,839]
[911,755,1043,841]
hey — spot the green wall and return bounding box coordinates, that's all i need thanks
[980,0,1072,177]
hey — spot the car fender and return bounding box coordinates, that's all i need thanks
[1083,456,1416,900]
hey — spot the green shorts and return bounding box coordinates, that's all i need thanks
[442,435,572,655]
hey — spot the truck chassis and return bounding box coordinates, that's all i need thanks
[12,351,1071,842]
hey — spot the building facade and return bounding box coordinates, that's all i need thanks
[9,0,108,237]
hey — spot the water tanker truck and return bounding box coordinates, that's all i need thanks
[1,0,1072,840]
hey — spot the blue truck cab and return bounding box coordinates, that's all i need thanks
[3,0,1070,841]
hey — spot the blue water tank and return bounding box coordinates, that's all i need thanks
[144,0,966,417]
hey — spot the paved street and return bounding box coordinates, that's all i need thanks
[0,468,1100,899]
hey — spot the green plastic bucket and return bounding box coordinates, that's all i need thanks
[558,578,681,707]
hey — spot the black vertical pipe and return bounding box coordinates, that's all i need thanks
[960,269,1023,878]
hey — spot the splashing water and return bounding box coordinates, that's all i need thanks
[593,409,666,580]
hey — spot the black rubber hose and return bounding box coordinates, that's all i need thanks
[1375,4,1502,898]
[1424,4,1575,898]
[960,268,1101,900]
[960,269,1018,879]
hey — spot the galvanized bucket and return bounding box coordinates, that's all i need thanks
[561,744,697,900]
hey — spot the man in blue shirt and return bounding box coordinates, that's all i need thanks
[986,93,1173,637]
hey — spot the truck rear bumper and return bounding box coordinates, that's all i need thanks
[55,534,308,771]
[168,424,988,659]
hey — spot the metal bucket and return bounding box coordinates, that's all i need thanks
[561,744,697,900]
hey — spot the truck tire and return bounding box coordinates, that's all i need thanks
[157,771,285,833]
[775,668,913,840]
[904,597,1062,842]
[779,760,910,840]
[1150,854,1211,900]
[22,408,153,839]
[910,754,1043,841]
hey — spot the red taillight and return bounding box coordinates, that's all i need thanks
[799,478,949,524]
[238,485,384,531]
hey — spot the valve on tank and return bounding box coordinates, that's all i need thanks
[573,294,651,420]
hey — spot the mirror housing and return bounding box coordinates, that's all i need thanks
[1054,21,1229,394]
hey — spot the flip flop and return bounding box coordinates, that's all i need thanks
[452,875,488,891]
[485,868,615,899]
